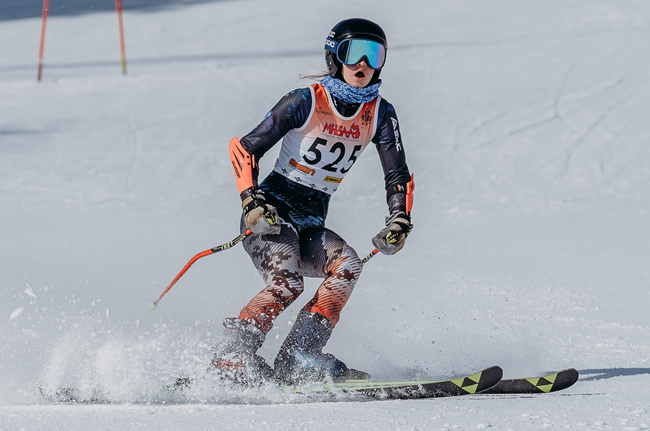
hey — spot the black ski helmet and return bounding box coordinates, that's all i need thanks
[325,18,387,85]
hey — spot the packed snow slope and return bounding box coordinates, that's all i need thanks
[0,0,226,21]
[1,0,650,429]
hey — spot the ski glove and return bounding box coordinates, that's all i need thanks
[372,214,413,255]
[242,192,281,235]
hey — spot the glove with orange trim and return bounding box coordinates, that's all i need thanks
[372,213,412,255]
[241,190,281,235]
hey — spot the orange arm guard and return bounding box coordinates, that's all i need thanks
[406,174,415,216]
[229,136,256,196]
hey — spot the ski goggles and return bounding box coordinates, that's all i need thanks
[325,38,387,70]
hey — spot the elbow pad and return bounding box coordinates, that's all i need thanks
[229,136,257,199]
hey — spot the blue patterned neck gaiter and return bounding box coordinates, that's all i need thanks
[320,75,381,104]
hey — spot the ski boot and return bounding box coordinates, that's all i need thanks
[274,310,370,385]
[210,317,274,387]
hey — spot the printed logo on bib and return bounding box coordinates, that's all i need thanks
[362,109,373,126]
[323,175,343,184]
[289,158,316,176]
[316,105,333,116]
[323,123,360,140]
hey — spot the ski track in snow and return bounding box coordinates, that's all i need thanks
[1,0,650,429]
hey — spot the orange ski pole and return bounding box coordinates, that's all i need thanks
[149,230,252,311]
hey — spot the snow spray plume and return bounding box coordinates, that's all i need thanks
[149,230,253,311]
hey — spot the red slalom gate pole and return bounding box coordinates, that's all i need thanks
[115,0,127,74]
[37,0,50,81]
[149,230,253,311]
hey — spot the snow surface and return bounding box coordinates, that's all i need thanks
[2,0,650,429]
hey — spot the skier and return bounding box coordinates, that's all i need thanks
[212,18,414,386]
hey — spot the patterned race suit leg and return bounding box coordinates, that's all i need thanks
[239,222,305,333]
[239,224,362,333]
[298,227,362,328]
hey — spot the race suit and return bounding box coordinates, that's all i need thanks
[235,83,411,333]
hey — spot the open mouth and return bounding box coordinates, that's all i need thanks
[355,71,366,78]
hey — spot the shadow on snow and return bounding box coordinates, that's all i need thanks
[579,368,650,381]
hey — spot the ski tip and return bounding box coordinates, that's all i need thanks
[561,368,579,377]
[477,365,504,392]
[537,367,580,393]
[554,368,580,391]
[481,367,579,395]
[491,365,505,377]
[479,365,504,377]
[450,365,504,395]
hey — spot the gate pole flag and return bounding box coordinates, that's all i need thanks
[116,0,127,74]
[37,0,50,81]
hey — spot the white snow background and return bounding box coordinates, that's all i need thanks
[1,0,650,429]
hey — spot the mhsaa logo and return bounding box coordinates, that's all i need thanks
[323,123,360,139]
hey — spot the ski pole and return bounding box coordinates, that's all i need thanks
[149,230,252,311]
[361,249,378,265]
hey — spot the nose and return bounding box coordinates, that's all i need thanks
[355,58,376,70]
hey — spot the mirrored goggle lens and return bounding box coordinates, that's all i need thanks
[338,39,386,69]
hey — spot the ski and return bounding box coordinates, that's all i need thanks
[41,366,503,403]
[40,367,579,402]
[480,368,579,394]
[295,365,503,400]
